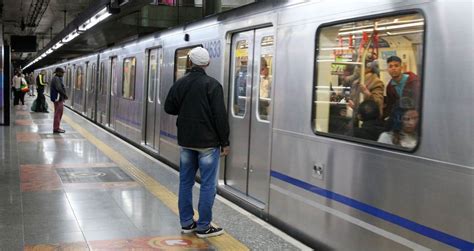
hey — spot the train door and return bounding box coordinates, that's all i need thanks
[225,27,275,205]
[108,56,118,129]
[82,62,89,114]
[65,67,73,106]
[145,48,163,150]
[97,61,108,126]
[86,63,97,120]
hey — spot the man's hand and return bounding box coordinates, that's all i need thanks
[221,146,230,156]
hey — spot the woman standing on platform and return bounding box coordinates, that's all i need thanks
[31,70,48,113]
[12,71,27,110]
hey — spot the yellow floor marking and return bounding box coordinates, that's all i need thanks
[63,114,249,250]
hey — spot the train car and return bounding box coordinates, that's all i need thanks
[34,1,473,250]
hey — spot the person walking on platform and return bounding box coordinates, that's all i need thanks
[32,70,48,113]
[165,47,230,238]
[50,68,68,133]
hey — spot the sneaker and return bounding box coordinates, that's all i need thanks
[53,129,66,133]
[196,225,224,238]
[181,222,197,234]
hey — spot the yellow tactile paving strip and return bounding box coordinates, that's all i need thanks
[63,114,249,251]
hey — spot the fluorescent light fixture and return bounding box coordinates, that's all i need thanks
[53,42,64,50]
[78,7,111,32]
[62,29,80,43]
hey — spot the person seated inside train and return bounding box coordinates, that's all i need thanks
[234,58,248,115]
[383,55,420,120]
[328,104,350,135]
[259,57,272,118]
[378,104,419,148]
[352,99,385,141]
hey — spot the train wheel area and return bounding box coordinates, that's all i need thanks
[0,95,309,250]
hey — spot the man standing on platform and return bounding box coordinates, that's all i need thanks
[165,47,230,238]
[50,67,68,133]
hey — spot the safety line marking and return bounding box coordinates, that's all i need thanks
[63,114,249,250]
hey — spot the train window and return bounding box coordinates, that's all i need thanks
[232,40,249,117]
[99,62,106,95]
[313,13,424,151]
[257,36,274,121]
[122,57,136,100]
[75,66,84,90]
[174,45,202,81]
[110,57,118,96]
[148,49,159,102]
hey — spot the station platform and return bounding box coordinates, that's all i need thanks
[0,95,309,250]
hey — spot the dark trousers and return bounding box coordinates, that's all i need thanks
[13,90,25,105]
[53,101,64,131]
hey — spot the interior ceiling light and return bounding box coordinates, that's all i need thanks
[337,22,424,36]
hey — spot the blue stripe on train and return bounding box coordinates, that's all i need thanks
[271,170,474,250]
[160,130,177,140]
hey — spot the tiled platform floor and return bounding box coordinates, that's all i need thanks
[0,96,308,250]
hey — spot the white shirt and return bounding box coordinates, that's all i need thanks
[378,132,417,148]
[12,75,25,89]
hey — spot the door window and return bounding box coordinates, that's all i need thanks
[257,36,274,121]
[231,40,249,117]
[148,49,159,102]
[110,57,118,96]
[75,66,83,90]
[122,57,136,100]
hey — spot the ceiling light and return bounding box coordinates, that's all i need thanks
[62,29,80,43]
[78,7,111,32]
[53,42,64,50]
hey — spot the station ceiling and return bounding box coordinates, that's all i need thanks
[2,0,255,70]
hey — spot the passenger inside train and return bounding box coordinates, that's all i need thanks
[377,102,419,148]
[352,99,385,141]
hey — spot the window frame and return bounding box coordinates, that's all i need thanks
[311,10,426,153]
[174,45,203,82]
[122,56,136,100]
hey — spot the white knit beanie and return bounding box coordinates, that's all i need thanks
[188,47,210,66]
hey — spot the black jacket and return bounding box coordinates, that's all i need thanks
[353,120,385,141]
[164,67,230,148]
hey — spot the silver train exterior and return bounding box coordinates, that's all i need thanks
[34,1,473,250]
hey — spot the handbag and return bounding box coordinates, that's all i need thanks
[20,78,29,93]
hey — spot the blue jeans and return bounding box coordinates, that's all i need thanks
[178,147,220,231]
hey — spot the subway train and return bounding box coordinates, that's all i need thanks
[34,1,473,250]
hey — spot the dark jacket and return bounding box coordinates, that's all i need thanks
[384,71,420,118]
[50,75,67,102]
[353,120,385,141]
[164,67,230,148]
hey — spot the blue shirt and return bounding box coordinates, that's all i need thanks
[392,74,408,97]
